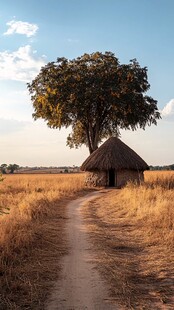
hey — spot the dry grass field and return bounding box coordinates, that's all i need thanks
[0,173,86,310]
[83,171,174,309]
[1,171,174,309]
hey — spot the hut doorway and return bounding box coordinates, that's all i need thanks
[109,169,116,187]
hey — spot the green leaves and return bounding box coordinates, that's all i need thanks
[28,51,161,154]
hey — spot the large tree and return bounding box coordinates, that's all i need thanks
[28,52,160,154]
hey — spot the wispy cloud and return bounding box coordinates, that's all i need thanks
[0,45,46,82]
[161,99,174,120]
[3,20,38,37]
[67,38,79,43]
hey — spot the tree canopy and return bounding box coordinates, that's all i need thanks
[28,51,161,154]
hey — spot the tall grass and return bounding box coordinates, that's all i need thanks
[145,170,174,189]
[117,171,174,247]
[0,173,85,216]
[0,174,86,249]
[82,171,174,308]
[0,173,86,309]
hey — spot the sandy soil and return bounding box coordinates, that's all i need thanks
[45,190,118,310]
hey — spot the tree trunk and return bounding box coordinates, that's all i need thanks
[85,126,99,154]
[85,128,93,154]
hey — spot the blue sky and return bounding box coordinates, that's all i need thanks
[0,0,174,166]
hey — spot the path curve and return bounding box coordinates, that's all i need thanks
[45,190,117,310]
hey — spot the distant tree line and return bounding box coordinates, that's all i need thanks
[150,164,174,171]
[0,164,20,174]
[0,164,80,174]
[1,163,173,173]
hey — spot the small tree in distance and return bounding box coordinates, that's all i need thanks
[8,164,19,174]
[28,51,161,154]
[0,164,8,174]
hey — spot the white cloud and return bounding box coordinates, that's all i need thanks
[161,99,174,119]
[0,45,46,82]
[4,20,38,37]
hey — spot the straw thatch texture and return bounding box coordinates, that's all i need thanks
[81,137,149,172]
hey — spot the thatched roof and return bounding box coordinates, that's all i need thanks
[81,137,149,171]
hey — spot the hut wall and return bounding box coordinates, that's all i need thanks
[117,169,144,187]
[85,171,107,187]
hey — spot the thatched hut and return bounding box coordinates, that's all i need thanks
[81,137,149,187]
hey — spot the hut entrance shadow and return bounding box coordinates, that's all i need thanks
[109,169,116,187]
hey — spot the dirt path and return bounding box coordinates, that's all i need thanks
[45,190,117,310]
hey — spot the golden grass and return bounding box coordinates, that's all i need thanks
[119,171,174,248]
[0,173,86,310]
[83,171,174,309]
[144,170,174,189]
[1,171,174,309]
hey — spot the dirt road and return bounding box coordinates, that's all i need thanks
[45,191,117,310]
